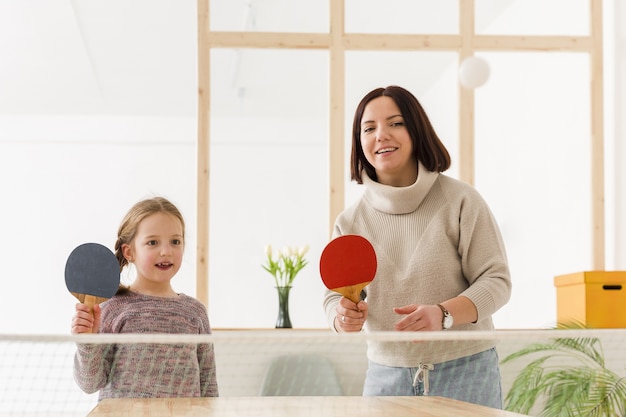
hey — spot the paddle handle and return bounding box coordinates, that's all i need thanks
[71,292,110,306]
[332,282,369,304]
[71,293,110,334]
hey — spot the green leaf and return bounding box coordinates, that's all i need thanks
[502,333,624,417]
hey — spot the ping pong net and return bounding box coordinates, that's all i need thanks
[1,328,625,416]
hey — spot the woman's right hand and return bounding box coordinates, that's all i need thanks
[334,297,368,333]
[71,303,101,334]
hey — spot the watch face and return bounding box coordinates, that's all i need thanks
[443,314,454,329]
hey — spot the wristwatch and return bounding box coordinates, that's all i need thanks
[437,304,454,330]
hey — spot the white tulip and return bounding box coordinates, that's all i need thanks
[298,245,309,257]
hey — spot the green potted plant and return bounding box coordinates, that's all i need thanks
[501,327,626,417]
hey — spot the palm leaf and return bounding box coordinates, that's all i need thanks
[501,340,572,363]
[551,337,605,367]
[541,367,595,417]
[502,337,604,368]
[504,359,548,414]
[579,372,626,417]
[502,332,624,417]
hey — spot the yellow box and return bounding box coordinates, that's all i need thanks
[554,271,626,328]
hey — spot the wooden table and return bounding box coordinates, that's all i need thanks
[87,396,529,416]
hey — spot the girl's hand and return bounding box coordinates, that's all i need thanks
[393,304,442,331]
[71,303,102,334]
[334,297,368,332]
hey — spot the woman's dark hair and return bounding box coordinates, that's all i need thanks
[350,85,451,183]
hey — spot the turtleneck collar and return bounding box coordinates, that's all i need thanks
[362,161,439,214]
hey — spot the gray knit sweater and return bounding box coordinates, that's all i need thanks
[74,291,218,400]
[323,164,512,366]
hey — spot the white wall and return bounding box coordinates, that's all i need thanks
[0,115,198,334]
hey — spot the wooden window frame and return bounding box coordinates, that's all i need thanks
[195,0,604,305]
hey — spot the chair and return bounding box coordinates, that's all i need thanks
[259,354,344,396]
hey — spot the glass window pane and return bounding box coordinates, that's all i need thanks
[345,0,458,34]
[476,0,589,36]
[344,51,459,206]
[210,0,328,33]
[474,52,591,328]
[211,48,327,119]
[209,48,329,328]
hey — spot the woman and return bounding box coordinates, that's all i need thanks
[323,85,511,408]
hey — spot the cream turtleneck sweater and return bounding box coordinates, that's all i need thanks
[323,163,512,366]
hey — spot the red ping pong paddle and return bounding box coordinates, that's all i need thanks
[319,235,377,304]
[65,243,120,330]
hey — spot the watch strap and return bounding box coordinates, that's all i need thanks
[437,304,450,329]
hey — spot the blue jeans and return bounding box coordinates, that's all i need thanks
[362,348,503,409]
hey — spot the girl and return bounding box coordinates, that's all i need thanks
[323,86,511,408]
[71,196,218,399]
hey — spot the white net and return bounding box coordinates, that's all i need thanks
[1,329,625,417]
[0,336,97,417]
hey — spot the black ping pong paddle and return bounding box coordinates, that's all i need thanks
[65,243,120,328]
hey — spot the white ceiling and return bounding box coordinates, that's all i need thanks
[0,0,197,116]
[0,1,520,118]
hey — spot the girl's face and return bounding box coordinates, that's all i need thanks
[124,212,184,293]
[360,96,418,187]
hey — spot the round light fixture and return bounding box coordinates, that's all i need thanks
[458,56,490,89]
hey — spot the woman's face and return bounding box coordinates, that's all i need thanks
[360,96,418,186]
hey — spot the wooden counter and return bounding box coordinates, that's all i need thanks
[87,396,529,417]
